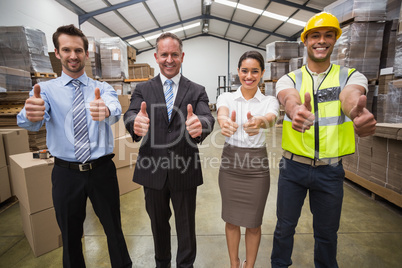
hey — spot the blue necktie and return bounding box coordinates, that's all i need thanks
[72,79,91,163]
[164,79,174,121]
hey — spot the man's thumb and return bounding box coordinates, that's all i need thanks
[356,95,366,115]
[33,84,41,98]
[247,111,253,121]
[187,104,193,118]
[304,92,312,112]
[230,110,236,122]
[94,88,100,100]
[140,101,147,114]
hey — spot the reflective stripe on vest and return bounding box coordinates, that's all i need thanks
[282,64,356,159]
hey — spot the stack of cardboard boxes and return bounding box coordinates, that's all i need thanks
[326,0,387,81]
[0,26,53,74]
[127,45,136,65]
[111,96,141,195]
[0,128,30,195]
[9,153,61,257]
[325,0,387,23]
[128,63,152,79]
[0,127,61,257]
[87,37,102,79]
[263,41,304,97]
[264,41,297,82]
[0,66,32,92]
[324,0,402,208]
[99,37,129,80]
[344,124,402,208]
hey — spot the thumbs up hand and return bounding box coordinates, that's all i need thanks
[349,95,376,137]
[185,104,202,138]
[134,101,150,136]
[291,92,315,133]
[220,110,238,137]
[90,88,109,121]
[25,84,45,122]
[243,111,262,136]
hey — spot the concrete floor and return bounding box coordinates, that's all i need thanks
[1,117,402,267]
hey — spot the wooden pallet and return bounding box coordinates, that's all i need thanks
[0,104,24,126]
[345,170,402,208]
[32,72,57,78]
[100,78,124,82]
[0,196,18,214]
[0,104,24,115]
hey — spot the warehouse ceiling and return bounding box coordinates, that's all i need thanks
[55,0,337,55]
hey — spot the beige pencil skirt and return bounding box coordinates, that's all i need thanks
[219,143,270,228]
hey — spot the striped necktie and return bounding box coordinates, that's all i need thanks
[164,79,174,121]
[72,79,91,163]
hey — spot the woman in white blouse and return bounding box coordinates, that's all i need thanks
[217,51,279,268]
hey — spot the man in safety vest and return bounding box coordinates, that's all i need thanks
[271,12,376,268]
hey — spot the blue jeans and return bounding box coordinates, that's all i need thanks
[271,157,345,268]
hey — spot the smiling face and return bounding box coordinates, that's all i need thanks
[304,27,337,63]
[238,58,265,92]
[55,33,88,78]
[154,37,184,79]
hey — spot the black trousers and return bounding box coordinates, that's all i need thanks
[144,182,197,268]
[52,157,132,268]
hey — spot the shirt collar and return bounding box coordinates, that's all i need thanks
[160,73,181,86]
[306,64,332,76]
[61,72,89,86]
[233,86,264,102]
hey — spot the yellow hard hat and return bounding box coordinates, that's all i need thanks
[300,12,342,42]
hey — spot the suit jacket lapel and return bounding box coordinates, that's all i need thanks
[170,76,190,123]
[151,75,170,124]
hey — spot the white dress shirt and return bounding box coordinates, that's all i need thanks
[160,73,181,105]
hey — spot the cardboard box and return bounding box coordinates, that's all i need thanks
[9,153,54,214]
[111,115,128,139]
[264,62,289,81]
[372,137,388,166]
[0,166,11,202]
[128,63,151,79]
[0,128,30,165]
[387,168,402,194]
[112,134,140,169]
[127,46,136,61]
[266,41,299,61]
[370,162,387,183]
[116,165,141,195]
[118,94,130,114]
[19,204,62,257]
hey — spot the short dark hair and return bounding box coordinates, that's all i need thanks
[238,51,265,71]
[155,32,183,53]
[52,24,88,52]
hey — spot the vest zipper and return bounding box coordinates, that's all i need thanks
[307,64,332,160]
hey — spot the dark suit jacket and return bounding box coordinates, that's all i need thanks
[124,74,215,191]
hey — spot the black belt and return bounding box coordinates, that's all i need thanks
[54,154,114,172]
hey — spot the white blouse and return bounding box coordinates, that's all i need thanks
[217,86,279,148]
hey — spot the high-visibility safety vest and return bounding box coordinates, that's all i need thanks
[282,64,356,159]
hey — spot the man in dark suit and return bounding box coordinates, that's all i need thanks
[124,32,215,268]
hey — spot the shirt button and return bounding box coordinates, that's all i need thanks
[168,129,172,133]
